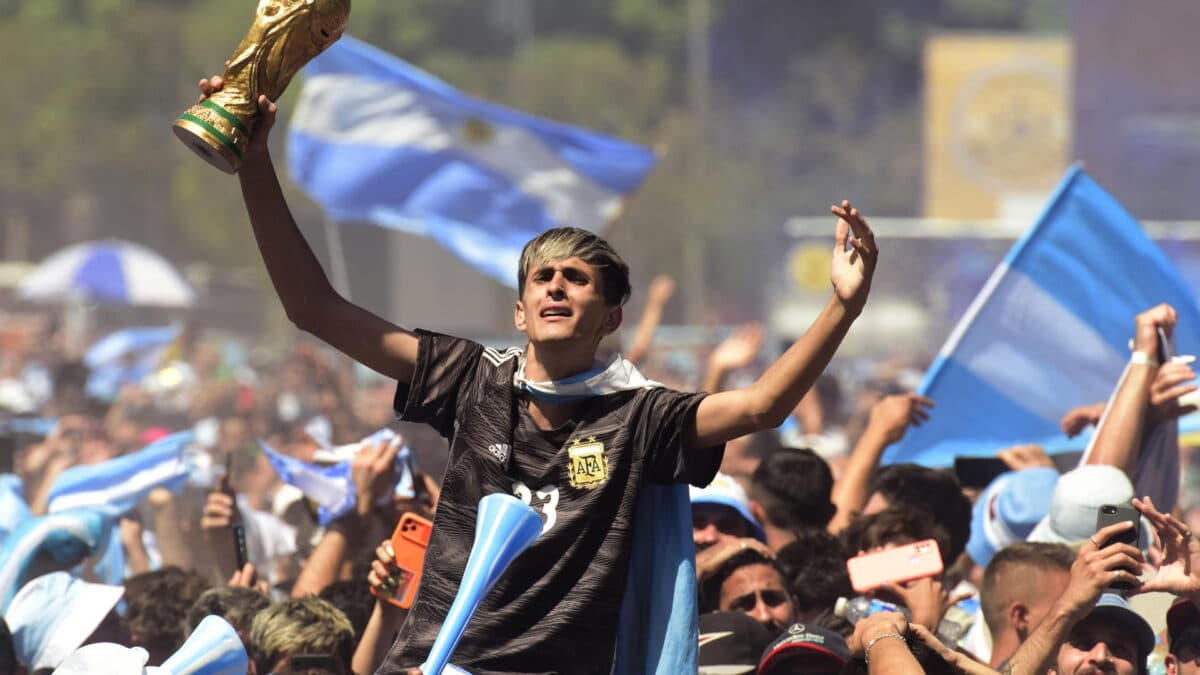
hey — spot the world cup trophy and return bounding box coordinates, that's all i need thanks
[173,0,351,173]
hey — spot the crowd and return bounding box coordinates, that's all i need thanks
[1,289,1199,675]
[0,75,1198,675]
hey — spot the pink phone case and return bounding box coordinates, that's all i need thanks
[846,539,944,593]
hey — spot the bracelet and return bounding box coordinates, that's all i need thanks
[1130,350,1159,367]
[864,631,906,664]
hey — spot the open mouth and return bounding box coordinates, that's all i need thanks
[540,307,572,319]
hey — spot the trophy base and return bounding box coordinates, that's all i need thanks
[173,112,244,174]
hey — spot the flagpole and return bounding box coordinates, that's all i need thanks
[323,217,353,301]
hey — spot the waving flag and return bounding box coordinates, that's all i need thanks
[889,167,1200,467]
[287,36,657,287]
[260,429,411,525]
[46,431,193,514]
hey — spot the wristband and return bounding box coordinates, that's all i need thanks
[1130,351,1159,368]
[864,631,906,664]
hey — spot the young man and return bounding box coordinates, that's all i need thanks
[198,78,878,673]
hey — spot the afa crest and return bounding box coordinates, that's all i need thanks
[567,437,608,490]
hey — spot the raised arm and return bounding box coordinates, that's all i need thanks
[828,393,932,533]
[1083,304,1175,473]
[1002,520,1142,675]
[690,201,877,448]
[200,78,419,383]
[624,275,675,366]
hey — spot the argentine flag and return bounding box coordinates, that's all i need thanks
[890,167,1200,467]
[46,431,193,514]
[287,36,657,287]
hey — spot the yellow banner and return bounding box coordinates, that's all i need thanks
[924,35,1071,220]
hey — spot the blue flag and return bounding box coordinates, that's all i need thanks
[46,431,193,514]
[287,36,657,287]
[889,166,1200,467]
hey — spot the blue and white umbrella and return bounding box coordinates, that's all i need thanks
[18,239,197,307]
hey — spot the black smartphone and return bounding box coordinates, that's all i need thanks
[1152,324,1171,362]
[1095,503,1140,590]
[223,453,248,570]
[953,456,1010,489]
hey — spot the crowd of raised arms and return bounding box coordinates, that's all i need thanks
[0,76,1199,675]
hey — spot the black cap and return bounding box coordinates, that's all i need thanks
[699,612,775,675]
[758,623,850,675]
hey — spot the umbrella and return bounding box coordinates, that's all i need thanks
[18,239,197,307]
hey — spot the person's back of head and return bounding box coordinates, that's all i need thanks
[749,448,836,531]
[840,507,953,567]
[185,586,271,643]
[122,567,211,666]
[980,542,1074,641]
[775,528,851,622]
[318,579,374,642]
[249,596,354,675]
[867,463,972,562]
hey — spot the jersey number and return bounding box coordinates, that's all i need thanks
[512,482,559,535]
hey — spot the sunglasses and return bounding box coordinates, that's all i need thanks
[728,589,790,613]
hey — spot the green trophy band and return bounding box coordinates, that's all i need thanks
[173,0,351,174]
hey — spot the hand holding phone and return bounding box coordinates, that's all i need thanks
[370,511,433,608]
[1095,504,1141,591]
[222,453,248,571]
[847,539,944,594]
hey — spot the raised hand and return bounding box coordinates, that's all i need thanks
[1058,520,1144,615]
[646,275,676,307]
[997,444,1055,471]
[882,575,948,631]
[707,323,765,375]
[1149,359,1198,423]
[1133,303,1177,358]
[351,437,401,518]
[866,393,934,445]
[830,200,878,315]
[1060,401,1106,438]
[197,73,276,161]
[1133,495,1200,599]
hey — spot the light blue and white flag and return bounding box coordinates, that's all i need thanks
[260,428,409,526]
[0,508,113,610]
[287,36,657,287]
[889,166,1200,468]
[46,431,193,514]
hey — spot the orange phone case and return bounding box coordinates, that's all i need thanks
[371,512,433,609]
[846,539,943,593]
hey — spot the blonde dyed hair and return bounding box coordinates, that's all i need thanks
[248,596,354,674]
[517,227,631,306]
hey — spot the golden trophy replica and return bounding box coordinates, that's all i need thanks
[173,0,351,173]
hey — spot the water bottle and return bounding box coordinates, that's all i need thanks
[833,596,913,624]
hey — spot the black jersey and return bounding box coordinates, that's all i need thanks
[377,331,723,675]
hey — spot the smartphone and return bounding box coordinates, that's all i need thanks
[371,511,433,609]
[847,539,944,593]
[223,453,248,570]
[1096,503,1141,590]
[953,456,1010,489]
[1157,326,1175,365]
